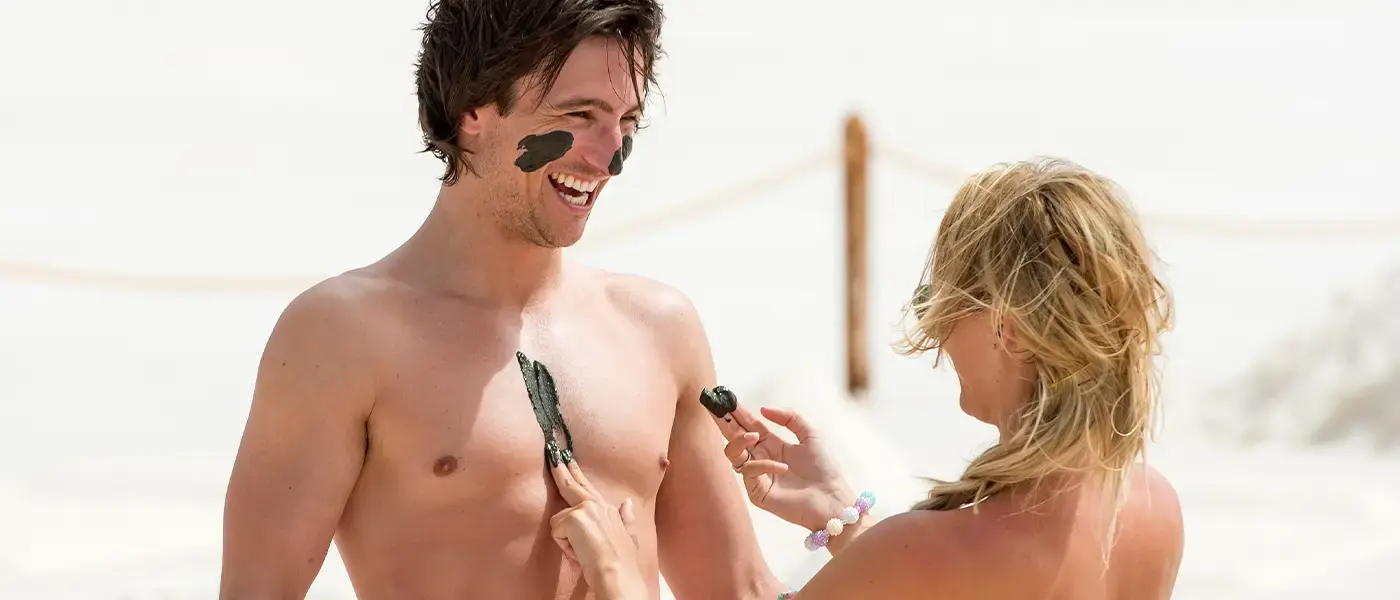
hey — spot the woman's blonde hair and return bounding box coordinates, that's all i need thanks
[897,157,1172,515]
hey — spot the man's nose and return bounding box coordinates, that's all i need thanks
[579,125,626,175]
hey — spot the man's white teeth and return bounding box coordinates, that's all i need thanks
[549,173,600,193]
[562,191,587,206]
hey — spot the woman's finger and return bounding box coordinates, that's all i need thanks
[565,455,594,493]
[549,504,575,529]
[737,458,789,479]
[619,498,639,549]
[701,389,775,440]
[550,508,580,562]
[549,457,588,506]
[619,498,635,528]
[759,406,816,442]
[706,402,750,441]
[725,429,761,447]
[730,404,776,438]
[553,533,577,563]
[724,431,760,467]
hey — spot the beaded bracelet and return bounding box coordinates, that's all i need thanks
[777,492,877,598]
[802,491,876,552]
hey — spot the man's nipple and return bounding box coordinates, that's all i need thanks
[432,455,459,477]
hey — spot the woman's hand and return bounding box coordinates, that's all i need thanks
[712,404,858,534]
[549,458,647,600]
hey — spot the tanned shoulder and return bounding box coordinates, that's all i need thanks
[852,508,1029,598]
[281,269,391,338]
[602,272,700,326]
[267,269,398,388]
[220,269,394,599]
[600,271,710,388]
[1126,463,1186,595]
[799,510,994,598]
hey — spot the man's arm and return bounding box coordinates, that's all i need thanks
[220,280,377,599]
[643,285,785,600]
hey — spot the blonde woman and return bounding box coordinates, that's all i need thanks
[547,158,1184,599]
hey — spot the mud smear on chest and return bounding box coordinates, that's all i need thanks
[516,351,575,466]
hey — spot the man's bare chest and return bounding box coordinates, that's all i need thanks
[364,322,680,502]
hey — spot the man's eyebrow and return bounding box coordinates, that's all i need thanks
[549,96,643,115]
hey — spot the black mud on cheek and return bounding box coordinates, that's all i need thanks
[515,130,574,173]
[607,135,634,176]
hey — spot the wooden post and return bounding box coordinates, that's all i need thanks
[843,114,870,399]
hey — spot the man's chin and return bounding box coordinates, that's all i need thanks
[536,226,588,249]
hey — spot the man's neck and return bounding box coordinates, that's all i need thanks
[394,186,564,309]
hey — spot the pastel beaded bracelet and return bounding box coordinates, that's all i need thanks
[802,491,876,552]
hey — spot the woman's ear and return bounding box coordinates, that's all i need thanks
[997,317,1033,359]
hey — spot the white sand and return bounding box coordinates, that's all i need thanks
[3,0,1400,597]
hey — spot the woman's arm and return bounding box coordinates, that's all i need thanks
[775,511,986,600]
[586,563,649,600]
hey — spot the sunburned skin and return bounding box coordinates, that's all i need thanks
[516,351,575,466]
[608,135,634,176]
[514,130,575,173]
[698,386,738,422]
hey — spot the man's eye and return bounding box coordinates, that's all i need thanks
[568,111,591,120]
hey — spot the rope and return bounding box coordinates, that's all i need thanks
[0,150,837,295]
[876,143,1400,239]
[4,142,1399,294]
[874,144,969,185]
[1141,214,1400,239]
[0,260,313,295]
[579,150,837,251]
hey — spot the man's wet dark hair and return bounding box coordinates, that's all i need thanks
[414,0,664,185]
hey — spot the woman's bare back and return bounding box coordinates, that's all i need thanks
[796,464,1183,600]
[927,464,1183,600]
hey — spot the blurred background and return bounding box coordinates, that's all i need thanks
[2,0,1398,598]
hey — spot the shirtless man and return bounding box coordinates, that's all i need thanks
[218,1,784,598]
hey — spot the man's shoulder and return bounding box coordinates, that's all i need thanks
[283,269,395,323]
[267,269,402,356]
[594,269,703,331]
[585,269,713,383]
[250,270,395,415]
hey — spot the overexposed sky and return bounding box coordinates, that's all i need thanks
[2,2,1399,597]
[1,0,1395,277]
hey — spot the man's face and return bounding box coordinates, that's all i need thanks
[464,36,644,248]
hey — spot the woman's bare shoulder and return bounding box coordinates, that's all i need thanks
[802,470,1183,599]
[1115,464,1186,590]
[796,509,1012,599]
[1132,464,1183,518]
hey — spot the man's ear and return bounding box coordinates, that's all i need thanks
[459,107,485,137]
